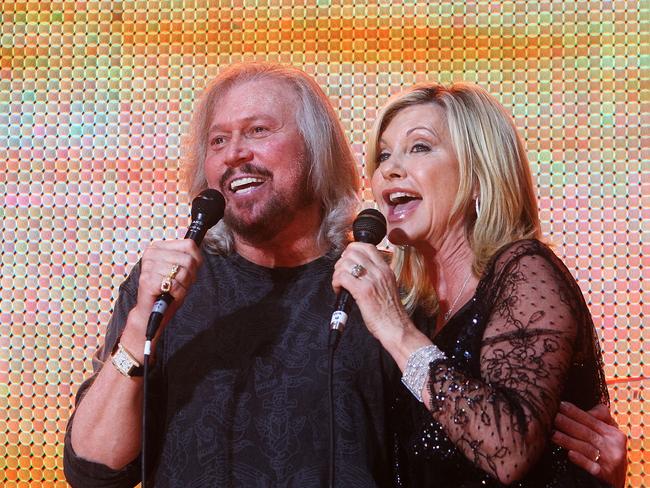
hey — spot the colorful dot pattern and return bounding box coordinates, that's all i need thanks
[0,1,646,485]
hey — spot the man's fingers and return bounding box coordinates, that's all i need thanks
[559,402,608,435]
[588,404,618,427]
[566,449,602,477]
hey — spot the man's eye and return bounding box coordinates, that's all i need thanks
[210,136,226,146]
[251,126,267,134]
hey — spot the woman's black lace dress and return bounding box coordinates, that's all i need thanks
[392,239,610,487]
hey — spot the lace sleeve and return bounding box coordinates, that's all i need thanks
[426,245,587,483]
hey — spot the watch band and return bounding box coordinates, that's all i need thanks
[111,342,144,377]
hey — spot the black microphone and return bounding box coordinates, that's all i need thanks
[144,189,226,342]
[329,208,387,341]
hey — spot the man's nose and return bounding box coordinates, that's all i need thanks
[224,134,253,167]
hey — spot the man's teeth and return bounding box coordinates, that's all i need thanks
[230,177,265,192]
[389,191,419,204]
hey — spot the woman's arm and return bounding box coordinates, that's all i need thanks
[420,250,583,482]
[335,243,591,484]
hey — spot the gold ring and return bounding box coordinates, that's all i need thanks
[169,264,180,279]
[160,264,180,293]
[594,449,601,463]
[350,263,366,278]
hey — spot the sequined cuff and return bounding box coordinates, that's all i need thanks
[401,344,446,402]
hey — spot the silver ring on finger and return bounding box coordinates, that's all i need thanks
[350,263,366,279]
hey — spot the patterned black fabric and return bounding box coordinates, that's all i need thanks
[392,240,610,488]
[65,251,398,488]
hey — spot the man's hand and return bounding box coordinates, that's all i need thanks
[553,402,628,488]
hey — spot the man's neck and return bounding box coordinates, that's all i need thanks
[233,219,326,268]
[235,238,325,268]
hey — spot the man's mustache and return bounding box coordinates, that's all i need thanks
[219,163,273,191]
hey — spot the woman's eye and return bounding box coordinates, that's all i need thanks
[377,151,391,164]
[411,143,430,153]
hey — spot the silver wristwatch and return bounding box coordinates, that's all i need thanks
[111,343,144,377]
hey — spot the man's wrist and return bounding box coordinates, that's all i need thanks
[118,308,155,363]
[111,342,144,378]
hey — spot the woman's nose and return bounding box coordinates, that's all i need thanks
[379,154,406,180]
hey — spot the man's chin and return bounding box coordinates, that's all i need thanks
[224,184,316,245]
[225,211,284,244]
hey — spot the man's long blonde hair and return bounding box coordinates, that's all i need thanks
[366,83,541,313]
[183,62,360,255]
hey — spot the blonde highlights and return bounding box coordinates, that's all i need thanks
[367,83,541,313]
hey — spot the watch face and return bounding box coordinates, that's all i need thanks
[113,349,135,375]
[116,354,130,370]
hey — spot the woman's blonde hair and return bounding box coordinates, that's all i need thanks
[182,62,360,255]
[366,83,541,313]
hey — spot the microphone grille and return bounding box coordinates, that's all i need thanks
[191,189,226,227]
[352,208,387,245]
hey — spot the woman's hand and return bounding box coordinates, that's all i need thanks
[552,402,628,488]
[332,242,431,369]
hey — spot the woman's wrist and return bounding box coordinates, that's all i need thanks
[380,321,434,373]
[401,344,446,402]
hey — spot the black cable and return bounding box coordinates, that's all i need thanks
[327,329,341,488]
[141,293,172,488]
[139,189,225,486]
[141,351,151,487]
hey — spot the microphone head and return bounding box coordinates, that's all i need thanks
[352,208,387,245]
[191,189,226,228]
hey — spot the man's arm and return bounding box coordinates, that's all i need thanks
[64,240,203,486]
[69,308,148,469]
[553,402,628,488]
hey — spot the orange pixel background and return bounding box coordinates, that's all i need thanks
[0,1,647,486]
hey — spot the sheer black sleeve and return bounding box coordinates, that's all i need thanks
[425,241,605,484]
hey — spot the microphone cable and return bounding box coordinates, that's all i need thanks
[141,189,224,487]
[327,208,386,488]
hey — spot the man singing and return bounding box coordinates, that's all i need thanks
[64,63,395,487]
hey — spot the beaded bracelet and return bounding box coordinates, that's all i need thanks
[401,344,446,402]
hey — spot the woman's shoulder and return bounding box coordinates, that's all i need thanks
[493,238,553,261]
[488,238,566,273]
[481,238,578,289]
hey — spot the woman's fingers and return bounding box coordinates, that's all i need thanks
[332,243,387,294]
[588,403,618,427]
[332,242,410,343]
[563,444,602,477]
[556,401,606,438]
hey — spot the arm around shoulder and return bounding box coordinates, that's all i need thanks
[422,247,589,483]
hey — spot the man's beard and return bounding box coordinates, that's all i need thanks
[223,166,318,244]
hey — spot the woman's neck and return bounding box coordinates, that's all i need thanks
[418,225,478,321]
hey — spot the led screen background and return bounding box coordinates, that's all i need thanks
[0,1,647,485]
